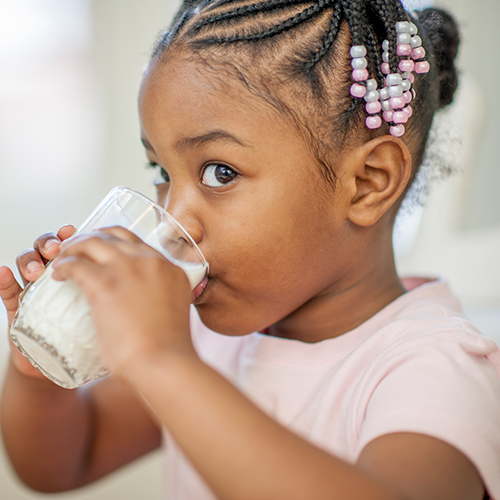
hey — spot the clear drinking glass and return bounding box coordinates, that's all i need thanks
[10,187,208,389]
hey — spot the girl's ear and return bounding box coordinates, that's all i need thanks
[346,136,412,227]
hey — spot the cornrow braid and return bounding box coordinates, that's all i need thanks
[303,2,343,72]
[193,1,333,45]
[188,0,314,35]
[365,24,384,87]
[339,0,366,47]
[370,0,399,73]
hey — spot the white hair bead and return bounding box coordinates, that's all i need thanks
[364,90,380,102]
[350,45,367,58]
[378,87,389,101]
[397,33,411,45]
[396,21,411,33]
[351,57,368,69]
[388,85,403,97]
[401,79,411,92]
[401,71,412,80]
[410,35,422,48]
[381,99,392,111]
[382,40,390,52]
[366,79,378,91]
[386,73,402,85]
[382,51,390,63]
[409,22,418,35]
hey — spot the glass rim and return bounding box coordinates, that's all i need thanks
[79,186,208,269]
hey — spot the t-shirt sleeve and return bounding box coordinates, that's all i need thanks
[356,331,500,499]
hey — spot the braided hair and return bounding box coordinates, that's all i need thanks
[151,0,459,190]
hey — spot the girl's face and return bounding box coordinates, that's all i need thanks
[139,56,354,336]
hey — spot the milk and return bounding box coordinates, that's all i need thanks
[10,253,207,389]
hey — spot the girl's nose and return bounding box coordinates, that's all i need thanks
[163,192,204,247]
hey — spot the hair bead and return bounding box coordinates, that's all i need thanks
[397,44,411,57]
[350,83,367,98]
[351,57,368,69]
[366,79,378,91]
[348,17,431,136]
[397,33,411,45]
[350,45,367,58]
[411,47,426,60]
[366,115,382,129]
[390,96,405,109]
[386,73,402,86]
[366,101,382,114]
[389,124,405,137]
[415,61,430,74]
[399,59,415,72]
[410,35,422,48]
[393,111,408,124]
[388,85,403,97]
[352,68,369,81]
[364,90,380,102]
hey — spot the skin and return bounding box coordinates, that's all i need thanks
[0,54,485,499]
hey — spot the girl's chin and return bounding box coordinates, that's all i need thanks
[194,304,262,337]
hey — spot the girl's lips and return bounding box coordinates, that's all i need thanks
[192,276,209,302]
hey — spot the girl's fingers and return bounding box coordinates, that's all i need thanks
[57,231,156,267]
[51,256,102,304]
[98,226,143,243]
[57,224,77,242]
[33,232,63,262]
[0,266,23,325]
[0,267,47,379]
[16,249,47,286]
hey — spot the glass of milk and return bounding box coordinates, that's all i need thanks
[10,187,208,389]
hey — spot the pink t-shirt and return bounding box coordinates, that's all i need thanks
[163,280,500,499]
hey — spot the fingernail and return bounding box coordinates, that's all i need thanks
[26,261,42,274]
[45,239,60,250]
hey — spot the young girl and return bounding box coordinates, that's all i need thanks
[1,1,499,499]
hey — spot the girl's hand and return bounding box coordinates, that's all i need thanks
[0,225,76,378]
[51,227,195,381]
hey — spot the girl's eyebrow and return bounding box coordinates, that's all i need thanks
[141,130,250,155]
[175,130,249,152]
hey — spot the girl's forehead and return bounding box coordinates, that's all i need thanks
[138,56,303,150]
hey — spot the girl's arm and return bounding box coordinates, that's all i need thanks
[0,231,161,493]
[52,228,485,500]
[128,352,484,500]
[1,363,161,492]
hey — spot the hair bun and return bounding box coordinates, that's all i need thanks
[417,8,460,109]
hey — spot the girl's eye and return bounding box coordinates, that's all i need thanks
[201,163,237,187]
[152,164,170,186]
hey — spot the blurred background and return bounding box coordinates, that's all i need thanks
[0,0,498,498]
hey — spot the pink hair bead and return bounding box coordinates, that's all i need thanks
[350,83,367,98]
[366,115,382,129]
[366,101,382,114]
[397,44,412,57]
[415,61,430,74]
[404,105,413,118]
[399,59,415,72]
[411,47,426,60]
[352,69,369,81]
[404,91,413,103]
[383,110,394,122]
[381,62,390,75]
[390,124,405,137]
[409,73,415,84]
[389,96,405,109]
[393,111,408,124]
